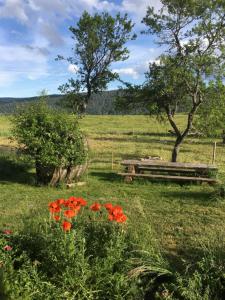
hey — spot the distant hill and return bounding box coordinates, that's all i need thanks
[0,90,190,115]
[0,91,121,115]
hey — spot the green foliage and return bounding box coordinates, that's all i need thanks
[12,98,86,170]
[195,80,225,138]
[116,57,191,118]
[57,11,136,113]
[175,255,225,300]
[0,218,142,299]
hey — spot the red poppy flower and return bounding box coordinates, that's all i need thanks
[112,205,123,216]
[3,229,12,235]
[3,245,12,251]
[68,196,77,202]
[48,201,58,209]
[49,206,61,214]
[64,210,76,218]
[53,215,60,221]
[108,214,114,221]
[90,202,101,211]
[104,203,113,212]
[48,202,61,213]
[56,199,65,206]
[115,213,127,223]
[62,221,72,231]
[73,205,81,212]
[77,198,87,206]
[63,200,70,207]
[67,196,79,206]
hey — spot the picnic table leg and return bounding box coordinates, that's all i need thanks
[124,164,135,183]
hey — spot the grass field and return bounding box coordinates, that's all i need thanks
[1,114,225,271]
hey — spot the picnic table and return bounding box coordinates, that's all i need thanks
[119,159,218,184]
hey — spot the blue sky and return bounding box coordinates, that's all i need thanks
[0,0,162,97]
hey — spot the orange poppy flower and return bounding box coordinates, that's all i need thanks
[77,198,87,206]
[64,209,76,218]
[62,220,72,231]
[104,203,113,212]
[56,199,65,206]
[53,215,60,221]
[73,205,81,212]
[108,214,114,221]
[115,213,127,223]
[112,205,123,216]
[48,201,58,209]
[90,202,101,211]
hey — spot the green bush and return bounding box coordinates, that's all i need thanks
[12,99,86,185]
[0,202,141,299]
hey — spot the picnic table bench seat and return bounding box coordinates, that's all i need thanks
[119,160,218,184]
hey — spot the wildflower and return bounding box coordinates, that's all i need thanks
[73,205,81,212]
[64,210,76,218]
[48,202,61,213]
[56,199,65,206]
[90,203,101,211]
[53,215,60,221]
[62,221,72,232]
[112,205,123,216]
[77,197,87,206]
[3,230,12,235]
[3,245,12,251]
[48,201,58,209]
[104,203,113,212]
[115,213,127,223]
[108,214,114,221]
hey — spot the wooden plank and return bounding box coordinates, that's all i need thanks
[118,173,218,183]
[137,166,205,173]
[121,160,217,170]
[125,164,135,183]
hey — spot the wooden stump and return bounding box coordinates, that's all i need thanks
[35,163,88,187]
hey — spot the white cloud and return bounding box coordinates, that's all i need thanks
[113,67,139,79]
[0,0,28,23]
[68,64,79,73]
[113,45,163,76]
[39,22,65,47]
[0,44,49,85]
[121,0,162,20]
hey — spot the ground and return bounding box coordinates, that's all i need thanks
[0,114,225,271]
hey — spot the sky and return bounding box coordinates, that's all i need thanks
[0,0,163,97]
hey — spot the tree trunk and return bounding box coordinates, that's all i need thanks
[166,100,201,162]
[35,163,88,187]
[171,137,182,162]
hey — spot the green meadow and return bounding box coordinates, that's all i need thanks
[1,114,225,269]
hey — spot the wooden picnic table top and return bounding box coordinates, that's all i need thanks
[121,160,218,170]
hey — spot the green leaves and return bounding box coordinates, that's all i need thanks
[12,99,86,169]
[58,11,136,114]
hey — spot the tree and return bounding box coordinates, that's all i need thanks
[12,97,87,186]
[194,80,225,142]
[58,11,136,114]
[118,0,225,162]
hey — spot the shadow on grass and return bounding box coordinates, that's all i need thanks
[92,136,176,145]
[0,155,35,185]
[89,171,122,182]
[161,189,215,204]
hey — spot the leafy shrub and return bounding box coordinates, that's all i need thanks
[0,196,142,300]
[12,98,86,185]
